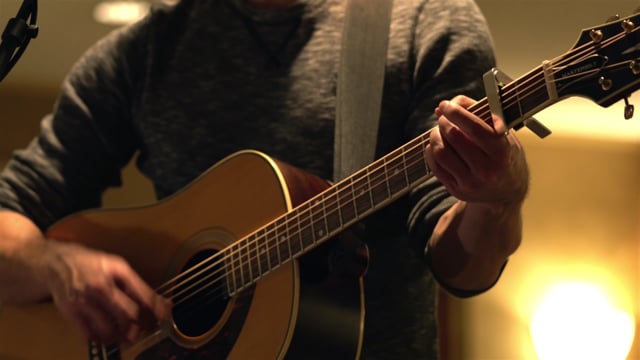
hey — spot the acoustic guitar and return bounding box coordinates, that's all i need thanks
[1,13,640,360]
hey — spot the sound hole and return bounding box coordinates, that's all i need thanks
[172,249,228,338]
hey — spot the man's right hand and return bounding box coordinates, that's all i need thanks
[0,211,170,345]
[40,241,171,344]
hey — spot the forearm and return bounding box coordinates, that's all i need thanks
[427,199,522,292]
[0,210,52,303]
[0,211,170,343]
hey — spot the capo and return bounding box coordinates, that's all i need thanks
[483,67,552,138]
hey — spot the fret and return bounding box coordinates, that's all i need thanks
[367,163,389,208]
[337,177,357,225]
[503,86,526,123]
[244,241,253,287]
[278,213,293,263]
[352,172,372,218]
[311,196,330,242]
[273,218,286,267]
[289,210,304,258]
[501,69,550,127]
[248,233,261,280]
[239,240,250,287]
[511,75,527,120]
[244,236,256,283]
[298,205,315,249]
[231,243,244,293]
[405,139,429,185]
[262,231,270,275]
[290,211,304,255]
[401,150,411,188]
[260,229,270,276]
[225,244,238,294]
[324,188,343,235]
[386,150,409,195]
[365,167,375,209]
[255,226,268,276]
[517,85,549,118]
[263,222,277,272]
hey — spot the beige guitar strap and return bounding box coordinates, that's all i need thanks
[333,0,394,181]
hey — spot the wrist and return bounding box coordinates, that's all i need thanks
[0,238,54,303]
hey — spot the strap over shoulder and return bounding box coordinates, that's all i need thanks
[333,0,394,181]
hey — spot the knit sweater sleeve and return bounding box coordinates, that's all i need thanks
[405,0,496,262]
[0,19,152,231]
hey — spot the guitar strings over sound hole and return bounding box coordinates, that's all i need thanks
[171,249,228,338]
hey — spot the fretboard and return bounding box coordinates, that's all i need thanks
[223,131,435,295]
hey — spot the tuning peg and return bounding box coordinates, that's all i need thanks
[624,97,634,119]
[606,14,621,22]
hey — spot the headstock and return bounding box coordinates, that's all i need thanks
[550,12,640,116]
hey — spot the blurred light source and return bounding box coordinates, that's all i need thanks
[93,1,151,26]
[530,282,635,360]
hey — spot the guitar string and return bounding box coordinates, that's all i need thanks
[152,24,635,309]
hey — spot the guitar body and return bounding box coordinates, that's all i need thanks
[0,150,366,360]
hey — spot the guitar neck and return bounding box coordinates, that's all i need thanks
[223,131,434,295]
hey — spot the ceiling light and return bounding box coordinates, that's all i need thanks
[93,1,151,26]
[530,282,635,360]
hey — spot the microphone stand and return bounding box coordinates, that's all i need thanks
[0,0,38,82]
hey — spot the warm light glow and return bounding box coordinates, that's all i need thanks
[93,1,151,26]
[530,282,635,360]
[533,94,640,142]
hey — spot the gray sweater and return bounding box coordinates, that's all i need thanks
[0,0,495,357]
